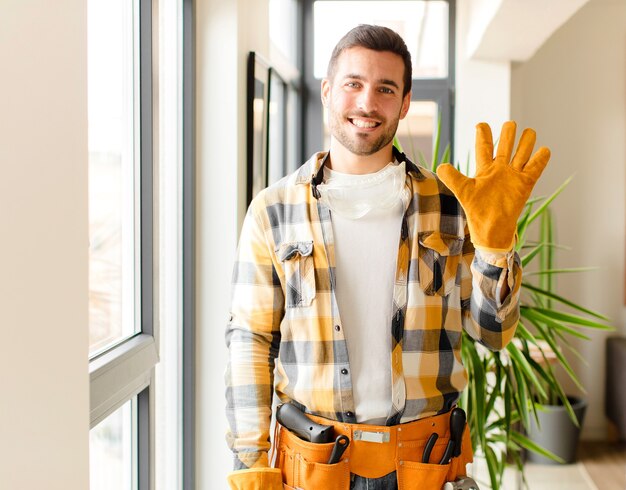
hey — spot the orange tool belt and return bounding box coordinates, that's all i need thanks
[273,410,473,490]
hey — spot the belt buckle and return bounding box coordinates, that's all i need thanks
[353,430,390,443]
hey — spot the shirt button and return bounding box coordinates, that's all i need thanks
[341,368,348,375]
[334,325,341,331]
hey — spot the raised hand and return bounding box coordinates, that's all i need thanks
[436,121,551,253]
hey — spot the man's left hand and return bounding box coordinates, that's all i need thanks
[436,121,551,253]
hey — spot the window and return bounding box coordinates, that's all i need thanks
[268,0,303,175]
[268,70,288,185]
[90,398,135,490]
[88,0,140,358]
[313,1,449,80]
[303,0,456,162]
[88,0,160,488]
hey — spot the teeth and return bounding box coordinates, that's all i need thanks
[351,118,378,128]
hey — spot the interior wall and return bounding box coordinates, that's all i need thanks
[455,0,511,170]
[511,0,626,439]
[0,1,89,488]
[195,0,269,488]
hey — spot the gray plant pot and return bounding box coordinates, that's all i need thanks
[526,396,587,465]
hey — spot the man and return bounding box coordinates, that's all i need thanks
[225,24,550,490]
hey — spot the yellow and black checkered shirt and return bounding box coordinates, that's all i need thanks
[225,151,521,470]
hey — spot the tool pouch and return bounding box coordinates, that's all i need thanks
[275,425,351,490]
[275,412,472,490]
[395,425,473,490]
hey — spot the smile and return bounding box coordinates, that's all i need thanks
[348,117,381,129]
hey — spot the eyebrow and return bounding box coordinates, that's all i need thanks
[344,73,400,89]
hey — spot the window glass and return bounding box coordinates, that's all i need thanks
[88,0,140,356]
[268,72,287,185]
[285,86,300,173]
[90,399,135,490]
[269,0,299,66]
[313,1,448,79]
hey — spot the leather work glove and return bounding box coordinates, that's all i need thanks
[436,121,551,253]
[226,468,283,490]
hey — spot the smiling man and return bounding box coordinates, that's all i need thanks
[322,41,411,171]
[225,24,550,490]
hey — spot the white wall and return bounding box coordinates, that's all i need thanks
[0,1,89,489]
[195,0,269,488]
[455,0,511,168]
[511,0,626,439]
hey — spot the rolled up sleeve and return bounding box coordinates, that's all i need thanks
[225,202,284,470]
[460,229,522,351]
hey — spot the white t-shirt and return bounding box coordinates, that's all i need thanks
[322,163,405,424]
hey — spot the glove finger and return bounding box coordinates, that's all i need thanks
[523,146,551,182]
[511,128,536,171]
[437,164,471,197]
[475,123,494,171]
[495,121,517,162]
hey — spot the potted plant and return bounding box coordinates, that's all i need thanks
[460,190,613,485]
[396,125,613,489]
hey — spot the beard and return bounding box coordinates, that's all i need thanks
[327,108,401,156]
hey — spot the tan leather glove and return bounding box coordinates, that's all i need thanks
[436,121,551,253]
[226,468,283,490]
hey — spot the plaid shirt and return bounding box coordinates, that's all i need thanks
[225,150,521,470]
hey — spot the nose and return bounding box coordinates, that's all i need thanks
[355,87,377,113]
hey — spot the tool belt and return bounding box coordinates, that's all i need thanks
[273,410,473,490]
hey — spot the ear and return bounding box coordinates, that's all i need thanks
[321,78,331,107]
[399,90,411,119]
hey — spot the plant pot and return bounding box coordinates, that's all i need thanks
[526,396,587,465]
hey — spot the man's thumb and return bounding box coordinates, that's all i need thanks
[436,164,467,194]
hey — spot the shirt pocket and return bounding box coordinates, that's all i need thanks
[418,232,463,296]
[276,241,316,308]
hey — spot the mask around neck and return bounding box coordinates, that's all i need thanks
[317,161,409,219]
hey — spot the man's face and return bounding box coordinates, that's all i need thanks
[321,47,411,157]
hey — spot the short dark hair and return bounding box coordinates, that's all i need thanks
[327,24,412,97]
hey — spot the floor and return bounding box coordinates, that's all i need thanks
[471,441,626,490]
[578,441,626,490]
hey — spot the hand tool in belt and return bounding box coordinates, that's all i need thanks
[327,435,350,464]
[276,402,334,443]
[439,407,466,465]
[442,476,480,489]
[276,403,351,464]
[422,433,439,463]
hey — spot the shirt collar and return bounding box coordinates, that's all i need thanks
[303,147,425,199]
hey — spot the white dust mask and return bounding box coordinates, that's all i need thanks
[317,161,409,219]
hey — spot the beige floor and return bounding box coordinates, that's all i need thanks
[471,442,626,490]
[471,459,599,489]
[578,441,626,490]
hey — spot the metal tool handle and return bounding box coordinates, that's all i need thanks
[422,433,439,463]
[442,476,480,490]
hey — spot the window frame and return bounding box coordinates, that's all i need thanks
[301,0,456,162]
[182,0,196,488]
[266,0,304,179]
[88,0,158,489]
